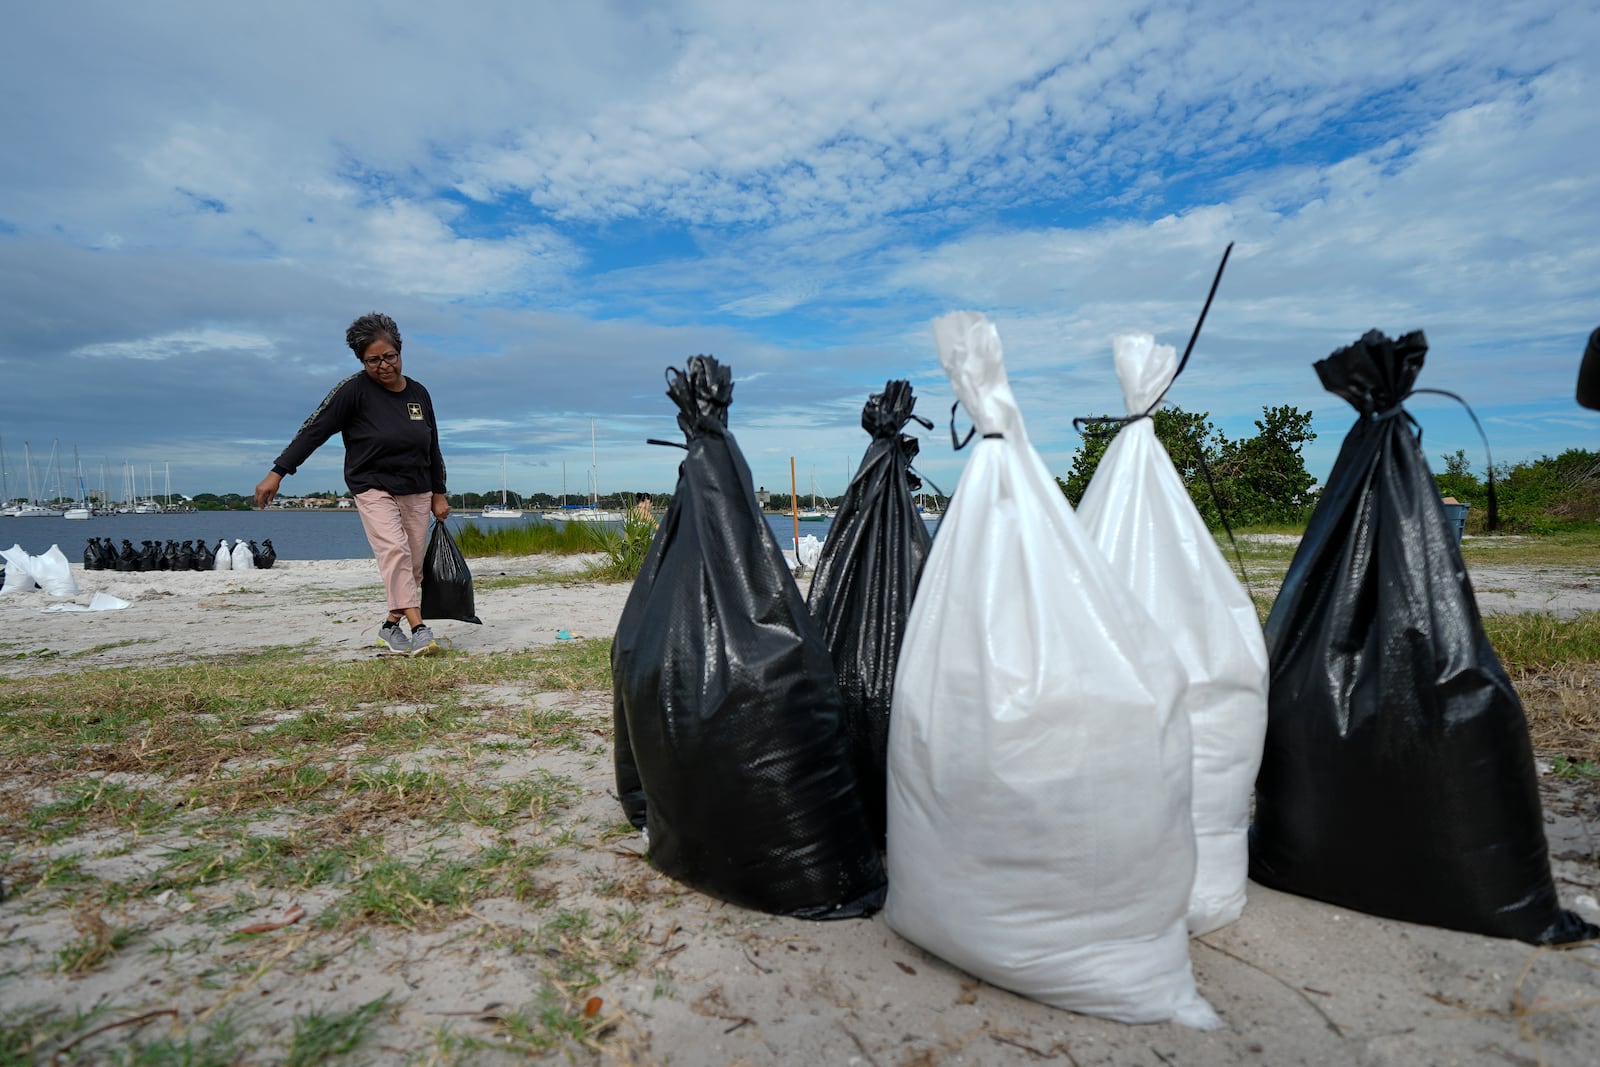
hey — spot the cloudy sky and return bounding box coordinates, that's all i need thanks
[2,1,1597,504]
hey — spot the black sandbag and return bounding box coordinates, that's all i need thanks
[420,521,481,624]
[1250,329,1597,945]
[611,355,886,919]
[254,539,277,569]
[1578,326,1600,411]
[806,380,933,845]
[83,539,104,571]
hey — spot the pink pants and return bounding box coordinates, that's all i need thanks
[354,490,432,614]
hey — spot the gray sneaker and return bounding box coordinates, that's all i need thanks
[377,619,409,653]
[408,625,440,657]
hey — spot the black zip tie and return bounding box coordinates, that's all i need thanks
[950,402,977,450]
[1072,242,1234,435]
[1067,241,1250,583]
[1187,436,1251,594]
[1407,387,1500,532]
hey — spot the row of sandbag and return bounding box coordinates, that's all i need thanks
[611,323,1593,1027]
[82,537,276,572]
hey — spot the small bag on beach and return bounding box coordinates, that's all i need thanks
[611,355,885,919]
[212,539,231,571]
[806,380,933,845]
[1076,334,1269,936]
[1250,329,1598,945]
[421,521,481,625]
[885,313,1215,1027]
[231,539,255,570]
[253,539,277,569]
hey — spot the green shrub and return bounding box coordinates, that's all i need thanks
[580,501,660,582]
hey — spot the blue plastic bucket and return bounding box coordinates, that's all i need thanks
[1441,502,1470,543]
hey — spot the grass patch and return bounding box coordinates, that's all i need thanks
[323,842,556,930]
[285,994,391,1066]
[0,641,612,783]
[1460,524,1600,568]
[1483,612,1600,676]
[55,907,139,974]
[473,572,576,592]
[454,520,595,558]
[69,638,160,659]
[1549,755,1600,780]
[0,634,635,1062]
[23,778,175,844]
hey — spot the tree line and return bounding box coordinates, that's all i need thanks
[1057,405,1319,529]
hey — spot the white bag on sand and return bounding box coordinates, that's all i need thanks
[213,539,232,571]
[231,539,255,570]
[1077,333,1269,935]
[1,544,35,594]
[885,312,1216,1028]
[31,545,78,597]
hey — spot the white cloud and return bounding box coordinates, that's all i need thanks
[73,328,277,362]
[2,1,1597,496]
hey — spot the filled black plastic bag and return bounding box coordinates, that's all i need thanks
[420,521,482,624]
[1250,329,1597,945]
[611,355,886,919]
[253,539,277,569]
[806,380,932,845]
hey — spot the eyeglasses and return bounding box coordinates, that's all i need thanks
[361,352,400,368]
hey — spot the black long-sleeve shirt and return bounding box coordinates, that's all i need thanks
[272,373,447,496]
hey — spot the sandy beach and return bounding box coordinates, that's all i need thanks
[1,552,1597,1065]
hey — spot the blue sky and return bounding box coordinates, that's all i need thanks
[2,1,1597,504]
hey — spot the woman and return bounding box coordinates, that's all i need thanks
[255,312,451,655]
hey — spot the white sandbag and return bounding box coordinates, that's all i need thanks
[231,539,255,570]
[213,539,232,571]
[795,534,823,568]
[885,312,1216,1028]
[2,544,35,593]
[31,545,79,597]
[1,544,35,594]
[1077,333,1269,936]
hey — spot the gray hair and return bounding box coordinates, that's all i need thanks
[346,312,402,358]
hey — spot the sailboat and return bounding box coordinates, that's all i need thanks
[15,441,63,517]
[797,468,831,521]
[540,462,570,522]
[63,448,92,520]
[0,434,17,516]
[546,422,624,522]
[480,455,524,519]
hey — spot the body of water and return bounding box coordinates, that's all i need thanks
[2,509,943,562]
